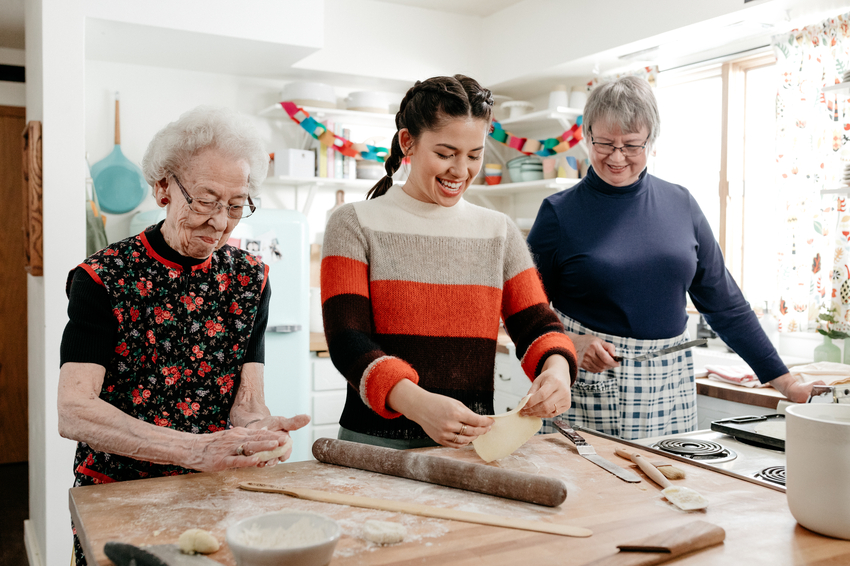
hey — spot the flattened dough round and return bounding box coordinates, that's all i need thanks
[253,435,294,463]
[363,520,406,544]
[178,528,219,554]
[472,395,541,462]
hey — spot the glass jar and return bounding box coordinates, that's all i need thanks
[814,335,841,363]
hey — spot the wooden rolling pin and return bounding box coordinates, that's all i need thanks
[312,437,567,507]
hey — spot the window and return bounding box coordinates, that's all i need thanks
[651,51,777,306]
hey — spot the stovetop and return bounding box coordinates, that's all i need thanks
[629,429,787,491]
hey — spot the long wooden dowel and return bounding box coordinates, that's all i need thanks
[239,482,592,538]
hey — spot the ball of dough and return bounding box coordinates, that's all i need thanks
[178,528,220,554]
[363,520,406,544]
[252,436,294,463]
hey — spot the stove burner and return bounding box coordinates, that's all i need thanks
[755,465,786,486]
[651,438,737,463]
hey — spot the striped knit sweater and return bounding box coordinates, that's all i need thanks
[321,185,577,440]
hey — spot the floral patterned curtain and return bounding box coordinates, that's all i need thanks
[773,14,850,334]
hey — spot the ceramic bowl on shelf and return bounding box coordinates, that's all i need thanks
[520,160,544,182]
[281,82,337,108]
[501,101,534,119]
[226,510,341,566]
[485,176,502,185]
[345,91,389,113]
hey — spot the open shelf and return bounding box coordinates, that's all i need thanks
[466,177,580,196]
[264,176,379,189]
[496,106,582,135]
[821,185,850,195]
[822,83,850,94]
[259,104,397,127]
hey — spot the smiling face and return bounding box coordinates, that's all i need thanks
[154,147,251,259]
[588,122,649,187]
[400,117,488,207]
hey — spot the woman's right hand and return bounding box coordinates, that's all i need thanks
[571,334,619,373]
[190,426,294,473]
[388,380,493,448]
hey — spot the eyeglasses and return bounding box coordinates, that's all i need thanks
[589,129,649,157]
[170,173,256,219]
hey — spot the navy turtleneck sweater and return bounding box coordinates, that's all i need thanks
[527,166,787,383]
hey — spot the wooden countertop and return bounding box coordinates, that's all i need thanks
[696,378,786,409]
[70,434,850,566]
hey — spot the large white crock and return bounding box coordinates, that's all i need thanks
[786,403,850,540]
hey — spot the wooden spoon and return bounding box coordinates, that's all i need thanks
[614,447,708,511]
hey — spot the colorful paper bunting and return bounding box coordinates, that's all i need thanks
[489,116,584,157]
[280,101,389,163]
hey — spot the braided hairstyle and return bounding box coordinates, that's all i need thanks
[366,75,494,199]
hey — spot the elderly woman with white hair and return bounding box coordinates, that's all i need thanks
[58,106,309,565]
[527,76,820,440]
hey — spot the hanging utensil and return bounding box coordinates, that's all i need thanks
[90,92,148,214]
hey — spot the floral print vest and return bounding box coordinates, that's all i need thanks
[68,230,268,484]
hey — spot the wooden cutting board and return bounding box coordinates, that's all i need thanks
[69,434,850,566]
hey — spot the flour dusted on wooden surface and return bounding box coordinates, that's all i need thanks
[233,518,327,548]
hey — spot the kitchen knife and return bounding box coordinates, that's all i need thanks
[104,542,223,566]
[808,384,850,404]
[612,339,707,362]
[552,419,641,483]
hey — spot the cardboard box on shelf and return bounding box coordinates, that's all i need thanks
[273,148,316,178]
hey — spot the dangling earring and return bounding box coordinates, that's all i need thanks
[160,197,169,205]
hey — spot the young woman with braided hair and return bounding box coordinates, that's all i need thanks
[321,75,578,449]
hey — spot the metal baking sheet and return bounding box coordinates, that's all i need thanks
[710,414,785,451]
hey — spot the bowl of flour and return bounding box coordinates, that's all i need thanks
[226,510,341,566]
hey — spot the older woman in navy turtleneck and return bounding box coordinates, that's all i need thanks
[528,76,820,440]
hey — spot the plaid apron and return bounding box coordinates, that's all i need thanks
[541,312,697,440]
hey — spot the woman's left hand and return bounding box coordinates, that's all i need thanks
[768,373,826,403]
[520,354,572,418]
[238,414,311,467]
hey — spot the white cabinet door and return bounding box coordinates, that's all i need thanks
[493,390,522,415]
[312,357,348,391]
[312,391,347,425]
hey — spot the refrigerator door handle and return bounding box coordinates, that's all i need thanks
[268,325,303,333]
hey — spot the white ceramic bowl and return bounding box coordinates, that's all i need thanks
[345,91,389,113]
[281,82,337,109]
[501,101,534,119]
[226,511,341,566]
[786,404,850,540]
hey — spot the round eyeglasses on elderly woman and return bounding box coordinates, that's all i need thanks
[527,76,823,441]
[58,106,310,566]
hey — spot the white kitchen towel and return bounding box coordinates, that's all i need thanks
[705,364,759,387]
[789,361,850,385]
[541,310,697,440]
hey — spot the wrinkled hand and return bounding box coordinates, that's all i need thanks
[243,414,311,467]
[769,373,826,403]
[520,354,572,418]
[572,334,619,374]
[189,414,310,472]
[389,380,493,448]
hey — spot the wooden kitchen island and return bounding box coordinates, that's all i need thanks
[70,434,849,566]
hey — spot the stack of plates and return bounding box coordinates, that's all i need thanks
[843,163,850,183]
[843,71,850,83]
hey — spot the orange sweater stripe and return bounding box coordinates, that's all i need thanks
[502,268,551,320]
[370,280,502,339]
[521,332,578,380]
[321,255,370,303]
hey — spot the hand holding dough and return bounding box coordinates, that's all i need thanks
[472,395,541,462]
[252,435,293,463]
[178,528,219,554]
